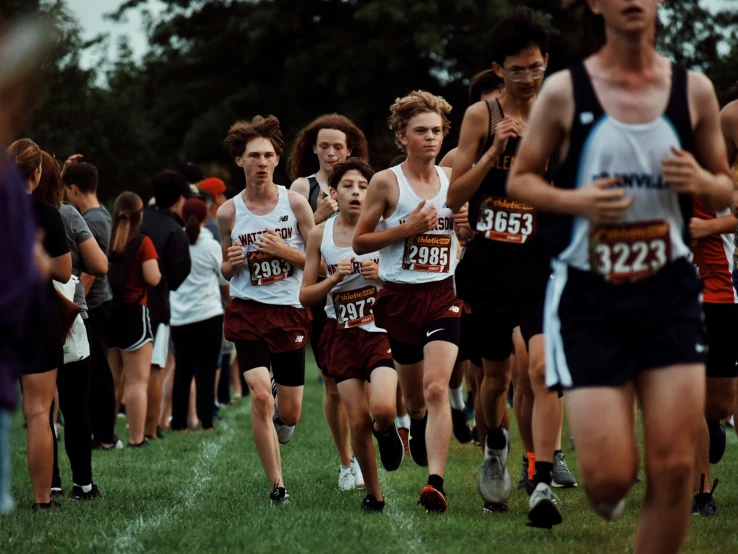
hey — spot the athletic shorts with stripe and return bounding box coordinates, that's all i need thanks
[109,302,153,352]
[545,258,706,390]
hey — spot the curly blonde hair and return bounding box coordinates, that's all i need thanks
[388,90,452,151]
[224,115,284,159]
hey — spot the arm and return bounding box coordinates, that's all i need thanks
[78,236,108,276]
[690,213,738,239]
[217,200,242,281]
[164,229,192,291]
[720,101,738,168]
[288,191,315,269]
[299,224,332,306]
[142,258,162,287]
[353,171,437,254]
[80,272,95,294]
[439,147,457,170]
[50,252,72,283]
[290,177,310,200]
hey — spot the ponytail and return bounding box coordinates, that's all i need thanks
[110,192,144,254]
[185,213,201,245]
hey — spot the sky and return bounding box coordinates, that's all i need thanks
[67,0,731,69]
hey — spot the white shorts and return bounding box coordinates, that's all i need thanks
[151,323,171,368]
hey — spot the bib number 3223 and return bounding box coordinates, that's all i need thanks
[247,251,294,286]
[476,196,536,243]
[332,286,377,328]
[589,221,671,283]
[402,234,452,273]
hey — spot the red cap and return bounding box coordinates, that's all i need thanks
[198,177,226,197]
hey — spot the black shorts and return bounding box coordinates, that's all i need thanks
[457,309,482,367]
[703,302,738,379]
[109,302,154,352]
[545,259,706,389]
[233,340,305,387]
[455,239,550,362]
[24,293,63,375]
[388,317,461,366]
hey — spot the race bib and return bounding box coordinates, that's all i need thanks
[476,196,536,243]
[247,251,294,286]
[589,221,671,283]
[402,234,452,273]
[332,286,377,329]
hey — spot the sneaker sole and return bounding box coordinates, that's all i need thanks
[419,490,447,513]
[526,499,563,529]
[380,428,405,472]
[482,502,508,513]
[551,481,578,489]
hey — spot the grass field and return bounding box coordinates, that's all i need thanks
[2,349,738,554]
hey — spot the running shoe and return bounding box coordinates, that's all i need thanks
[339,466,356,491]
[398,427,410,456]
[418,484,447,513]
[92,435,123,451]
[691,474,718,517]
[552,452,577,488]
[451,407,472,444]
[373,423,404,471]
[32,501,60,512]
[351,456,365,489]
[50,487,64,498]
[527,482,563,529]
[708,420,727,464]
[127,439,150,448]
[72,484,101,501]
[477,428,511,509]
[272,411,295,445]
[361,494,385,513]
[517,456,531,492]
[269,486,290,504]
[409,413,428,466]
[471,426,480,446]
[465,392,475,421]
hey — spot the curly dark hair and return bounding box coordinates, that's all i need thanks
[224,115,284,159]
[328,158,374,189]
[288,114,369,181]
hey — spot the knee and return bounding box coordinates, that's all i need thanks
[404,392,425,416]
[372,405,396,430]
[705,397,733,421]
[528,359,548,393]
[323,381,342,406]
[485,371,511,396]
[583,468,634,508]
[648,452,693,490]
[250,388,274,417]
[348,415,372,439]
[423,380,448,406]
[279,406,301,427]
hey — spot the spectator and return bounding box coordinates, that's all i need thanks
[170,198,226,432]
[107,192,161,447]
[9,138,71,511]
[197,177,227,242]
[62,158,121,450]
[141,171,191,440]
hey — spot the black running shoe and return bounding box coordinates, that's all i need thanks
[50,487,64,498]
[691,474,718,517]
[92,435,123,451]
[361,494,385,513]
[127,439,150,448]
[32,501,60,512]
[409,413,428,466]
[373,422,405,471]
[269,486,290,504]
[708,420,726,464]
[451,407,472,444]
[72,484,101,501]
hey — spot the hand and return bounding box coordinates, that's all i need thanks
[331,256,355,284]
[314,194,338,223]
[689,217,712,240]
[403,200,438,236]
[662,147,710,196]
[226,240,245,269]
[482,116,521,164]
[452,204,470,230]
[256,229,287,257]
[574,176,634,224]
[62,153,83,173]
[360,259,379,280]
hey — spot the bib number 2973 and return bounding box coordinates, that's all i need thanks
[402,234,452,273]
[590,221,670,283]
[333,286,377,328]
[248,251,294,286]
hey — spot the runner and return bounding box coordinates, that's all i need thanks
[353,90,462,513]
[447,9,571,524]
[300,157,404,512]
[289,114,369,490]
[218,115,314,503]
[507,1,734,550]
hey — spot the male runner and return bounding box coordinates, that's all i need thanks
[508,1,734,551]
[447,9,570,525]
[301,157,404,512]
[353,90,461,512]
[218,115,314,503]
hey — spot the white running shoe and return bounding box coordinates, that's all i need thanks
[477,428,511,507]
[272,406,295,445]
[339,466,356,491]
[527,482,563,528]
[351,457,365,489]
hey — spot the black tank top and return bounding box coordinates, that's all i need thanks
[308,175,321,213]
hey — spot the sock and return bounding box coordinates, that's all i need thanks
[527,452,536,481]
[396,414,410,429]
[533,461,553,486]
[449,386,465,410]
[340,465,351,472]
[486,425,507,450]
[428,473,445,493]
[74,483,93,493]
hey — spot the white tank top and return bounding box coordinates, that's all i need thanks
[321,217,383,332]
[229,186,304,307]
[377,164,457,284]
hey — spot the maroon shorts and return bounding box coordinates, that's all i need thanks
[373,276,463,346]
[318,318,395,383]
[224,298,312,353]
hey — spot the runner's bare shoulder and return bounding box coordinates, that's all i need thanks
[290,177,310,199]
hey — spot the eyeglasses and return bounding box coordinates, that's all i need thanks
[502,66,547,83]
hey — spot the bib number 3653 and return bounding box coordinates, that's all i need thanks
[589,221,671,283]
[476,196,536,243]
[402,234,452,273]
[248,251,294,286]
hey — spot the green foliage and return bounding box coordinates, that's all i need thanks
[17,0,738,203]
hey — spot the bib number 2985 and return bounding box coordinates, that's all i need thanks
[590,221,671,283]
[402,234,452,273]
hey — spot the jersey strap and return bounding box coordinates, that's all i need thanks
[308,175,321,213]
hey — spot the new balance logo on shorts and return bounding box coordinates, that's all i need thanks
[295,335,304,344]
[448,305,460,313]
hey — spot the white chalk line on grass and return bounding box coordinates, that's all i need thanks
[378,471,423,553]
[111,399,250,554]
